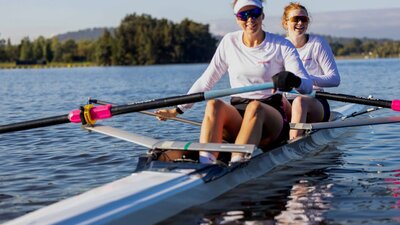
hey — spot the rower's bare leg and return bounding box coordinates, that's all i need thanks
[232,101,283,161]
[290,96,324,139]
[282,96,292,121]
[199,99,242,163]
[158,150,185,162]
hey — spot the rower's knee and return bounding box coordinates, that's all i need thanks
[292,96,309,113]
[204,99,225,118]
[244,101,263,117]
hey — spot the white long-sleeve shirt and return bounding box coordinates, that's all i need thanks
[179,30,313,112]
[294,34,340,89]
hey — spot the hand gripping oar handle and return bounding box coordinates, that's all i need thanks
[314,91,400,111]
[0,82,274,133]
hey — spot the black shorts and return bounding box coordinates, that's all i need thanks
[230,94,289,150]
[318,98,331,122]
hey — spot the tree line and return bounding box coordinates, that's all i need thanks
[1,14,400,66]
[0,14,217,66]
[324,35,400,58]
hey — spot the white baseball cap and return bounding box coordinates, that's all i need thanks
[233,0,263,14]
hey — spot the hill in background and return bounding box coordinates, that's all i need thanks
[54,8,400,42]
[56,27,114,42]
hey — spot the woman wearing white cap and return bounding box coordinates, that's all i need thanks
[156,0,313,164]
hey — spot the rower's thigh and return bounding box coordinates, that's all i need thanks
[293,96,325,122]
[221,103,243,136]
[282,96,292,121]
[204,99,243,134]
[259,104,284,142]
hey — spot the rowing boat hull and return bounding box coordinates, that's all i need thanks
[4,104,365,225]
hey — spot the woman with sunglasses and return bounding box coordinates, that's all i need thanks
[282,2,340,139]
[156,0,312,164]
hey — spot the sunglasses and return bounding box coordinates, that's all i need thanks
[288,16,309,23]
[236,7,263,21]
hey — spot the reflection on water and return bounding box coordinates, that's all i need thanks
[161,145,344,225]
[386,170,400,224]
[275,180,333,224]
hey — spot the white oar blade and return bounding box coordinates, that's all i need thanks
[291,116,400,130]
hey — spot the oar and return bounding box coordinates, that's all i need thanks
[291,115,400,130]
[312,91,400,112]
[89,99,202,126]
[0,82,274,134]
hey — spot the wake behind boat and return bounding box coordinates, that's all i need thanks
[4,103,366,225]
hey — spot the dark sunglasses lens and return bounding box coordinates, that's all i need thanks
[237,8,262,21]
[290,16,309,23]
[237,13,248,21]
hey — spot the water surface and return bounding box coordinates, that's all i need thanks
[0,59,399,224]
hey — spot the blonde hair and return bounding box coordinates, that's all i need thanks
[281,2,309,28]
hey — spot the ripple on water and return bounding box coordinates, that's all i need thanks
[2,61,400,224]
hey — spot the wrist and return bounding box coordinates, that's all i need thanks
[175,106,184,114]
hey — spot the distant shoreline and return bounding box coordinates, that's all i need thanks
[0,56,399,70]
[0,62,97,69]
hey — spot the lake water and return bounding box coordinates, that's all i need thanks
[0,59,400,224]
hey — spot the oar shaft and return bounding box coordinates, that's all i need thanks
[1,82,274,134]
[90,99,202,126]
[0,115,69,134]
[110,93,204,116]
[315,91,396,109]
[111,83,275,116]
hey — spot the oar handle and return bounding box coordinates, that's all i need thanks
[314,91,400,111]
[204,83,274,99]
[111,93,205,116]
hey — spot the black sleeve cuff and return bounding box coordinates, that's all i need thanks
[175,107,184,114]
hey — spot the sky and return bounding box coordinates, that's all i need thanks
[2,0,400,43]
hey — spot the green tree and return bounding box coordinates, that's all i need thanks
[32,36,47,61]
[346,38,363,55]
[175,18,217,63]
[61,39,78,62]
[114,14,217,65]
[96,30,114,65]
[5,39,18,62]
[114,13,140,65]
[0,36,6,62]
[51,37,62,62]
[44,39,54,62]
[19,37,34,61]
[328,40,343,56]
[77,40,96,63]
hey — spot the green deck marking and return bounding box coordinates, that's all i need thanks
[183,142,192,151]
